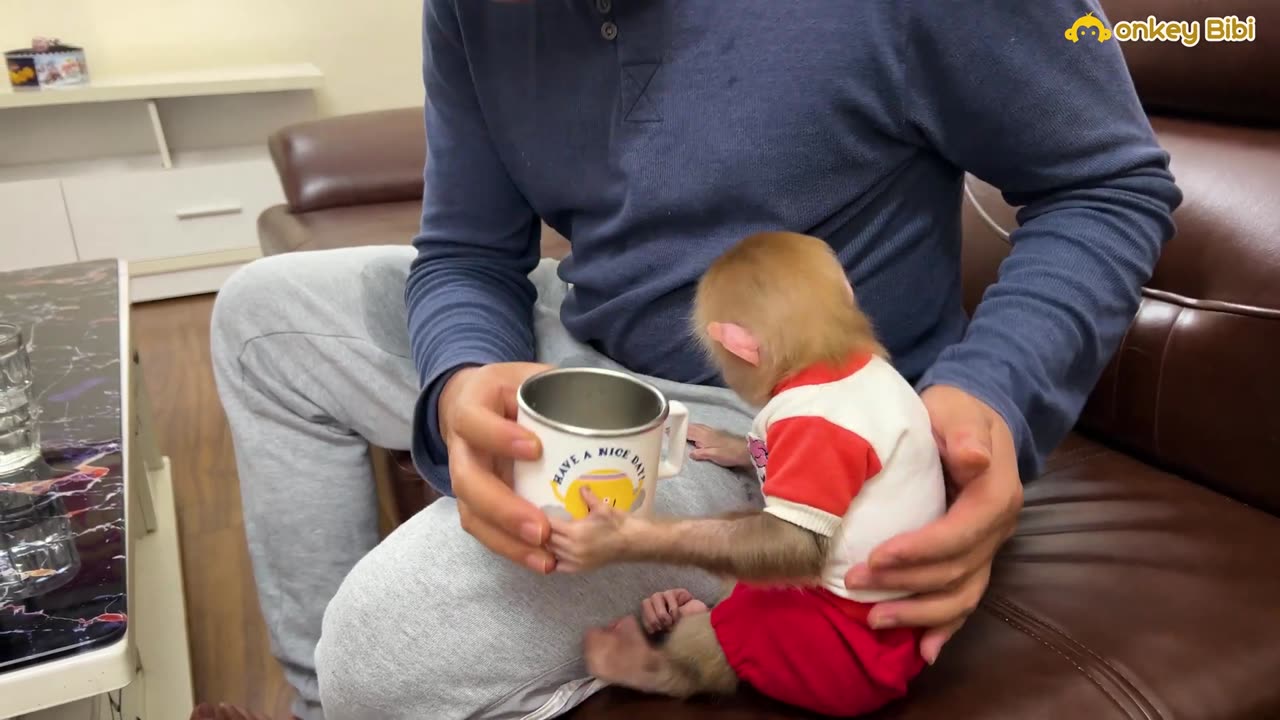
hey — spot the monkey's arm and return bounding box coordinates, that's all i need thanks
[622,409,882,582]
[548,487,834,581]
[615,511,829,582]
[551,409,877,579]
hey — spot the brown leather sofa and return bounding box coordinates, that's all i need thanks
[254,1,1280,716]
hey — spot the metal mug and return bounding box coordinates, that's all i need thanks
[513,367,689,520]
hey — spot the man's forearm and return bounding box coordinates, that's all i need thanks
[406,255,539,492]
[406,0,545,493]
[917,168,1178,480]
[619,512,828,582]
[902,1,1182,480]
[407,257,539,391]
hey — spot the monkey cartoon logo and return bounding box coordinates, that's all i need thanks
[549,468,646,519]
[544,444,651,518]
[1065,12,1113,42]
[746,433,768,482]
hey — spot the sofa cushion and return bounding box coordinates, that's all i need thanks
[259,201,573,259]
[566,434,1280,719]
[258,200,423,255]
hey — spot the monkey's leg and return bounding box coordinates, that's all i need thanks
[584,612,738,698]
[639,587,715,635]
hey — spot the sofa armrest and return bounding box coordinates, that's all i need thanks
[268,107,427,214]
[959,117,1280,515]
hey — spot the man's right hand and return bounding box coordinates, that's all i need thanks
[438,362,557,573]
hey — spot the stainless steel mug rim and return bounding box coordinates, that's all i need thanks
[516,366,670,437]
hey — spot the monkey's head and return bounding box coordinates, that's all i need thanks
[691,231,887,407]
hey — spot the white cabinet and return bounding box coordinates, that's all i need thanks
[62,159,284,263]
[0,64,322,301]
[0,179,79,270]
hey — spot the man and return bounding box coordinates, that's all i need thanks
[207,1,1180,718]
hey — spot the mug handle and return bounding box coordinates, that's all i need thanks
[657,400,690,480]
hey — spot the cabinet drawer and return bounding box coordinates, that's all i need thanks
[0,179,79,271]
[61,160,284,263]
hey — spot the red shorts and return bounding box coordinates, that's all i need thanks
[709,583,925,717]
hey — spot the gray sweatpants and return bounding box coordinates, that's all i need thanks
[210,245,763,720]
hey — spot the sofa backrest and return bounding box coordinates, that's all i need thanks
[960,0,1280,514]
[269,108,428,214]
[266,107,575,258]
[1100,0,1278,126]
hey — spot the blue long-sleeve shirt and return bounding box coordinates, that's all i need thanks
[406,0,1181,495]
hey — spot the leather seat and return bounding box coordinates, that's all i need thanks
[573,434,1280,719]
[259,200,424,255]
[253,0,1280,715]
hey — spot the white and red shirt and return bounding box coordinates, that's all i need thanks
[748,352,948,603]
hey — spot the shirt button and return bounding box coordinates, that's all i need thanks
[601,21,618,40]
[595,0,611,13]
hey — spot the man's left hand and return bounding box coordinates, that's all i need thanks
[844,384,1024,665]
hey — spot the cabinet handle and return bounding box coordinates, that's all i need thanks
[175,204,243,221]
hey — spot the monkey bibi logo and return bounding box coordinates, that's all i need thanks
[548,447,648,519]
[1065,12,1113,42]
[1066,11,1257,47]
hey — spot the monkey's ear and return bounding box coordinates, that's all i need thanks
[706,322,760,366]
[843,276,855,305]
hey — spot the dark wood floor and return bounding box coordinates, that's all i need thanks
[133,294,295,719]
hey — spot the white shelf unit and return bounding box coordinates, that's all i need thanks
[0,64,323,301]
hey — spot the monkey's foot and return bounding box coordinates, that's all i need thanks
[641,588,708,635]
[584,614,675,694]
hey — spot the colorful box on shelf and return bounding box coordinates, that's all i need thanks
[5,38,89,90]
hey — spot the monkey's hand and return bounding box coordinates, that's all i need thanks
[640,588,708,635]
[687,424,752,469]
[548,487,646,573]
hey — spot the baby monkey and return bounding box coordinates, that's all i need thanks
[549,231,948,717]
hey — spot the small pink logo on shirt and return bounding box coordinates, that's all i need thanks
[747,434,769,479]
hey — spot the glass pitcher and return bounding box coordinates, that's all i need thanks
[0,322,41,475]
[0,488,80,605]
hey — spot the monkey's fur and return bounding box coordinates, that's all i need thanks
[549,231,891,701]
[692,230,888,407]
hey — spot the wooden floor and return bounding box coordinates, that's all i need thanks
[133,294,295,719]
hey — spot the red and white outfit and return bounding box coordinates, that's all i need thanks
[710,351,947,717]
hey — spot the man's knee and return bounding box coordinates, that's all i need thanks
[211,247,413,364]
[314,535,451,716]
[316,556,386,714]
[312,500,585,717]
[211,254,298,358]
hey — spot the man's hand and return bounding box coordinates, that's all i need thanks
[439,361,556,573]
[845,384,1023,665]
[548,487,642,573]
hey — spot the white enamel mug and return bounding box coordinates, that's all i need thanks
[513,367,689,520]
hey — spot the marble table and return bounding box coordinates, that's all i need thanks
[0,259,193,720]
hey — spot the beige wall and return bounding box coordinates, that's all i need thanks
[1,0,424,116]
